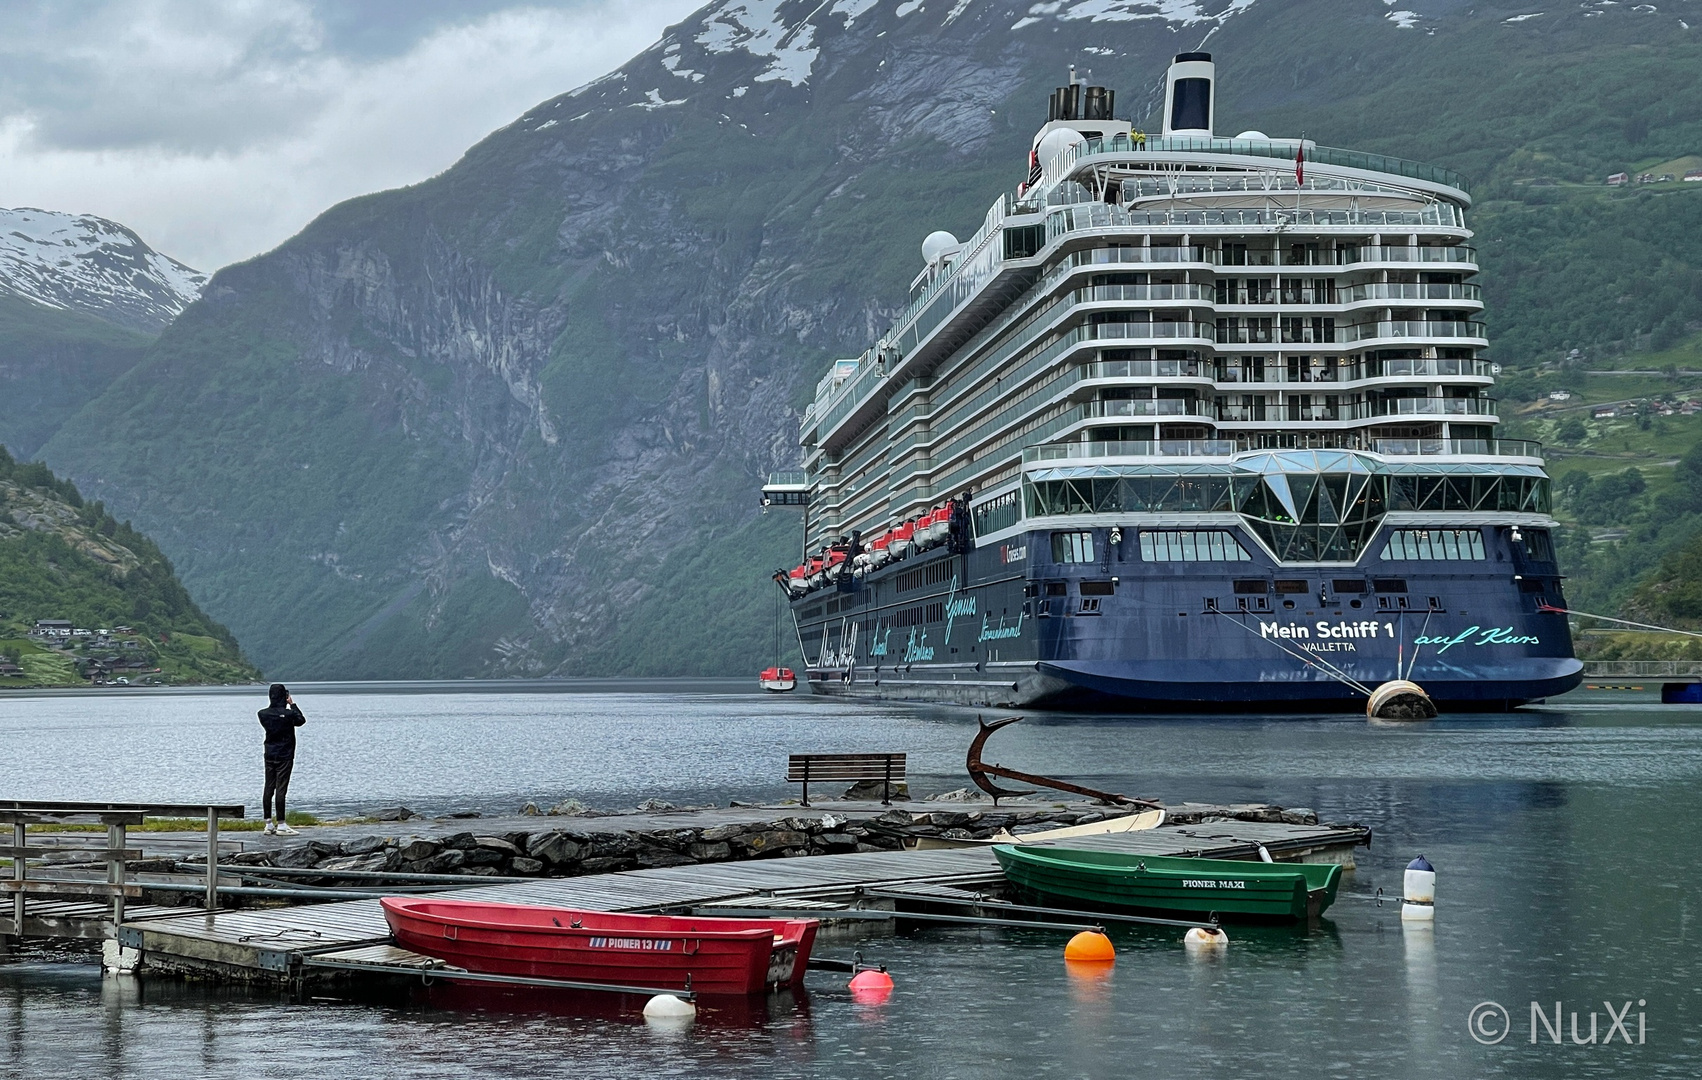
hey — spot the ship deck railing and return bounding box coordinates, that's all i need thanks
[1032,134,1469,200]
[1021,438,1542,465]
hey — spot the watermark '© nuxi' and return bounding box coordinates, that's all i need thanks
[1468,1000,1647,1045]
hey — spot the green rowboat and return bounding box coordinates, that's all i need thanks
[994,846,1343,922]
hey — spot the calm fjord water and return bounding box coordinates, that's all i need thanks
[1,684,1698,1078]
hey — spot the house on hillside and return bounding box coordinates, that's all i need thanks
[1686,170,1702,182]
[1548,390,1573,402]
[1593,406,1619,419]
[1608,172,1629,186]
[33,619,72,637]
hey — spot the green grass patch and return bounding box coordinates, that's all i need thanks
[30,811,334,833]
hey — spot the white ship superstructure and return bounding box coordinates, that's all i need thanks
[768,54,1578,710]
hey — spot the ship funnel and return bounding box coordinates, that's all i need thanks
[1048,76,1115,123]
[1162,52,1214,138]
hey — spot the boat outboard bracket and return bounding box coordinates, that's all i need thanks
[966,716,1162,808]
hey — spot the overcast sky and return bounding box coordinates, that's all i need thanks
[0,0,702,272]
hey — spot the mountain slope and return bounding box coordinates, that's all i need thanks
[39,0,1702,678]
[0,294,154,459]
[0,207,205,334]
[0,448,259,686]
[0,207,206,459]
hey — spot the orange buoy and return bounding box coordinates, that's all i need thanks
[1063,930,1115,962]
[848,968,894,1003]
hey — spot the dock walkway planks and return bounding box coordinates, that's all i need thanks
[8,898,213,942]
[119,822,1367,980]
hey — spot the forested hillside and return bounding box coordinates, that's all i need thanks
[0,448,258,685]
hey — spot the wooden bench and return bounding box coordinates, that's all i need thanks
[786,753,906,807]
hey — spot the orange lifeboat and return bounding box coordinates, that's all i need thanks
[759,666,797,692]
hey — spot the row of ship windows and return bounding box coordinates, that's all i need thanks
[1047,528,1497,565]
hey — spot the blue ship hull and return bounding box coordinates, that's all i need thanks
[792,523,1581,712]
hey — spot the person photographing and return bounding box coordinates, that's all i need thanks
[258,683,306,835]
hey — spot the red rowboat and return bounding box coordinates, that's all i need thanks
[381,898,818,996]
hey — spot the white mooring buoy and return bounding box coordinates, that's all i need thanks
[1367,680,1438,721]
[643,994,696,1022]
[1184,926,1230,950]
[1400,855,1436,921]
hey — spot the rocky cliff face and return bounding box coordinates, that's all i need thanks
[38,0,1702,678]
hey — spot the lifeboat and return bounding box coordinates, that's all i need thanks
[936,504,956,544]
[912,509,936,551]
[785,566,809,597]
[381,898,818,997]
[867,532,894,569]
[822,547,848,583]
[888,521,915,560]
[759,666,797,692]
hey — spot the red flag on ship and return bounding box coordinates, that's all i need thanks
[1295,142,1305,184]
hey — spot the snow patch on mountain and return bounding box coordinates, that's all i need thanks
[0,207,204,333]
[696,0,820,86]
[1014,0,1259,30]
[831,0,881,25]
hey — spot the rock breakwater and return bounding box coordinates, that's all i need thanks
[187,802,1323,883]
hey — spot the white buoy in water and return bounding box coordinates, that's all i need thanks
[1367,680,1438,721]
[1184,926,1229,949]
[1401,855,1436,921]
[643,994,696,1021]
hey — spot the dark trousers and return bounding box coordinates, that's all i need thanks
[263,755,295,821]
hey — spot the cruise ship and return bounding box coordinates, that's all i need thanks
[763,54,1581,711]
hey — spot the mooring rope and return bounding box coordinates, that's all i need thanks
[1538,603,1702,641]
[1404,609,1434,682]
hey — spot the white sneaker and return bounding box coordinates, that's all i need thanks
[274,823,299,836]
[263,821,276,835]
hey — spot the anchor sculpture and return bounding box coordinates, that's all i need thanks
[965,715,1162,808]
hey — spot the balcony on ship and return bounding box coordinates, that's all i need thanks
[1019,434,1542,466]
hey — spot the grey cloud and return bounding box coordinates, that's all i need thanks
[0,0,646,155]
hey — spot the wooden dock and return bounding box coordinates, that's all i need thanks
[114,819,1368,986]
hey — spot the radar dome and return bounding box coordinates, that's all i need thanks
[1035,127,1085,171]
[922,230,960,266]
[1235,130,1269,140]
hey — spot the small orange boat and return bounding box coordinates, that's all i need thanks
[381,898,818,996]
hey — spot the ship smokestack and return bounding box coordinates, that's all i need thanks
[1162,52,1214,138]
[1048,71,1115,123]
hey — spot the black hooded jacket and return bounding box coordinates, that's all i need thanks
[258,703,306,760]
